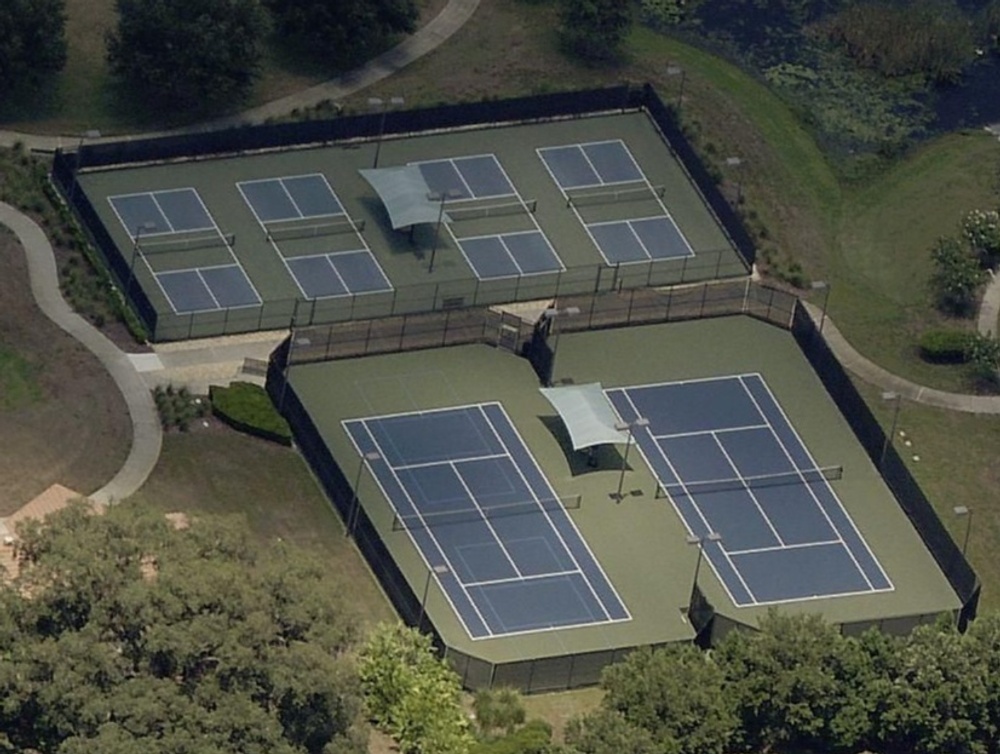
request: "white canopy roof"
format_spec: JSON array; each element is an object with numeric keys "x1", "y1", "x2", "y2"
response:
[
  {"x1": 539, "y1": 383, "x2": 630, "y2": 451},
  {"x1": 358, "y1": 166, "x2": 453, "y2": 229}
]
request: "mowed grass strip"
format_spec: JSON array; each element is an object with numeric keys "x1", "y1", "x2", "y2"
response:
[
  {"x1": 0, "y1": 345, "x2": 42, "y2": 410},
  {"x1": 132, "y1": 429, "x2": 395, "y2": 628},
  {"x1": 855, "y1": 379, "x2": 1000, "y2": 612}
]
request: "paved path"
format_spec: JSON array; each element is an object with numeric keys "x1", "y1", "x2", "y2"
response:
[
  {"x1": 0, "y1": 202, "x2": 162, "y2": 504},
  {"x1": 801, "y1": 301, "x2": 1000, "y2": 414},
  {"x1": 0, "y1": 0, "x2": 480, "y2": 150},
  {"x1": 977, "y1": 269, "x2": 1000, "y2": 337}
]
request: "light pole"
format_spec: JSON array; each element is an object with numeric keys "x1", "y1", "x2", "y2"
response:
[
  {"x1": 879, "y1": 391, "x2": 902, "y2": 468},
  {"x1": 666, "y1": 64, "x2": 686, "y2": 113},
  {"x1": 126, "y1": 221, "x2": 156, "y2": 298},
  {"x1": 613, "y1": 417, "x2": 650, "y2": 501},
  {"x1": 686, "y1": 532, "x2": 722, "y2": 609},
  {"x1": 418, "y1": 564, "x2": 450, "y2": 628},
  {"x1": 368, "y1": 96, "x2": 404, "y2": 169},
  {"x1": 69, "y1": 129, "x2": 101, "y2": 203},
  {"x1": 954, "y1": 506, "x2": 973, "y2": 557},
  {"x1": 347, "y1": 451, "x2": 381, "y2": 537},
  {"x1": 427, "y1": 189, "x2": 460, "y2": 273},
  {"x1": 541, "y1": 305, "x2": 581, "y2": 386},
  {"x1": 811, "y1": 280, "x2": 831, "y2": 334},
  {"x1": 725, "y1": 156, "x2": 744, "y2": 206}
]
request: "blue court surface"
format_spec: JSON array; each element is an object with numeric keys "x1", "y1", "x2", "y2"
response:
[
  {"x1": 286, "y1": 251, "x2": 392, "y2": 299},
  {"x1": 414, "y1": 154, "x2": 515, "y2": 200},
  {"x1": 155, "y1": 264, "x2": 261, "y2": 314},
  {"x1": 344, "y1": 404, "x2": 630, "y2": 639},
  {"x1": 588, "y1": 217, "x2": 693, "y2": 264},
  {"x1": 109, "y1": 188, "x2": 215, "y2": 237},
  {"x1": 237, "y1": 174, "x2": 344, "y2": 224},
  {"x1": 537, "y1": 140, "x2": 643, "y2": 189},
  {"x1": 606, "y1": 375, "x2": 893, "y2": 606},
  {"x1": 457, "y1": 231, "x2": 564, "y2": 279}
]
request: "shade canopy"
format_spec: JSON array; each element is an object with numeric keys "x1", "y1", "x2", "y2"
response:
[
  {"x1": 358, "y1": 166, "x2": 452, "y2": 229},
  {"x1": 539, "y1": 383, "x2": 630, "y2": 451}
]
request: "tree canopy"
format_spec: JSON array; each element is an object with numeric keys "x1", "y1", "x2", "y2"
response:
[
  {"x1": 557, "y1": 0, "x2": 632, "y2": 63},
  {"x1": 264, "y1": 0, "x2": 418, "y2": 66},
  {"x1": 0, "y1": 0, "x2": 67, "y2": 93},
  {"x1": 0, "y1": 503, "x2": 366, "y2": 754},
  {"x1": 106, "y1": 0, "x2": 271, "y2": 114}
]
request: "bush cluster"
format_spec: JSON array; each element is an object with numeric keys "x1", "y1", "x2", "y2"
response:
[
  {"x1": 153, "y1": 384, "x2": 209, "y2": 431},
  {"x1": 917, "y1": 329, "x2": 974, "y2": 363},
  {"x1": 209, "y1": 381, "x2": 292, "y2": 445}
]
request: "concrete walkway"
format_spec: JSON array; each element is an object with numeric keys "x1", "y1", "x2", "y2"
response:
[
  {"x1": 801, "y1": 301, "x2": 1000, "y2": 414},
  {"x1": 0, "y1": 202, "x2": 162, "y2": 504},
  {"x1": 977, "y1": 269, "x2": 1000, "y2": 337},
  {"x1": 0, "y1": 0, "x2": 481, "y2": 150}
]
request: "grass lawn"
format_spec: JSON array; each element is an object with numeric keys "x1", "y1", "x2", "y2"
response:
[
  {"x1": 856, "y1": 378, "x2": 1000, "y2": 612},
  {"x1": 131, "y1": 427, "x2": 396, "y2": 629},
  {"x1": 0, "y1": 345, "x2": 42, "y2": 410}
]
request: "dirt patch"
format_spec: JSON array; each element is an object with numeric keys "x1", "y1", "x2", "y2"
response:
[{"x1": 0, "y1": 229, "x2": 131, "y2": 516}]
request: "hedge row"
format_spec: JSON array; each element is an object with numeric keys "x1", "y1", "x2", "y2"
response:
[{"x1": 209, "y1": 381, "x2": 292, "y2": 445}]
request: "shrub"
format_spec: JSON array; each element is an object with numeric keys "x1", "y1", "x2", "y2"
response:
[
  {"x1": 962, "y1": 209, "x2": 1000, "y2": 269},
  {"x1": 930, "y1": 236, "x2": 984, "y2": 316},
  {"x1": 965, "y1": 334, "x2": 1000, "y2": 385},
  {"x1": 918, "y1": 329, "x2": 973, "y2": 363},
  {"x1": 209, "y1": 381, "x2": 291, "y2": 445}
]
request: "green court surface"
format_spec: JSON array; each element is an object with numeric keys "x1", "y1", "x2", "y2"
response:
[
  {"x1": 77, "y1": 111, "x2": 746, "y2": 341},
  {"x1": 285, "y1": 315, "x2": 959, "y2": 689}
]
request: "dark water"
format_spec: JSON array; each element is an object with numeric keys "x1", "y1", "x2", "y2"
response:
[{"x1": 931, "y1": 54, "x2": 1000, "y2": 130}]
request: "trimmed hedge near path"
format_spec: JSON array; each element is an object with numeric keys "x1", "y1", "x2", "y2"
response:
[{"x1": 210, "y1": 381, "x2": 292, "y2": 445}]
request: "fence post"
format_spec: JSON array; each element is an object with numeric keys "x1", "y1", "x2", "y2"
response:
[
  {"x1": 699, "y1": 282, "x2": 708, "y2": 317},
  {"x1": 742, "y1": 278, "x2": 751, "y2": 313},
  {"x1": 627, "y1": 287, "x2": 636, "y2": 324},
  {"x1": 665, "y1": 286, "x2": 673, "y2": 322},
  {"x1": 680, "y1": 255, "x2": 689, "y2": 283},
  {"x1": 715, "y1": 249, "x2": 724, "y2": 279},
  {"x1": 442, "y1": 309, "x2": 451, "y2": 346},
  {"x1": 364, "y1": 319, "x2": 374, "y2": 355}
]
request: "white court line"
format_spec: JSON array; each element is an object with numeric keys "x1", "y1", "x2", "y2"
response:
[
  {"x1": 614, "y1": 387, "x2": 754, "y2": 607},
  {"x1": 345, "y1": 419, "x2": 492, "y2": 639},
  {"x1": 727, "y1": 539, "x2": 842, "y2": 557},
  {"x1": 394, "y1": 452, "x2": 508, "y2": 472},
  {"x1": 462, "y1": 569, "x2": 583, "y2": 589},
  {"x1": 652, "y1": 423, "x2": 770, "y2": 440},
  {"x1": 480, "y1": 404, "x2": 631, "y2": 624},
  {"x1": 711, "y1": 431, "x2": 786, "y2": 547},
  {"x1": 449, "y1": 460, "x2": 524, "y2": 578},
  {"x1": 280, "y1": 173, "x2": 348, "y2": 221},
  {"x1": 107, "y1": 191, "x2": 171, "y2": 239},
  {"x1": 740, "y1": 374, "x2": 893, "y2": 593}
]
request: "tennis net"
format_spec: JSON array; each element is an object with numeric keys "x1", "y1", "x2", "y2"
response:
[
  {"x1": 447, "y1": 199, "x2": 537, "y2": 222},
  {"x1": 655, "y1": 465, "x2": 843, "y2": 499},
  {"x1": 391, "y1": 493, "x2": 581, "y2": 532},
  {"x1": 567, "y1": 184, "x2": 665, "y2": 208},
  {"x1": 266, "y1": 217, "x2": 365, "y2": 242},
  {"x1": 138, "y1": 232, "x2": 235, "y2": 254}
]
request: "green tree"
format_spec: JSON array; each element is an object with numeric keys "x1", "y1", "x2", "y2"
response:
[
  {"x1": 0, "y1": 0, "x2": 67, "y2": 92},
  {"x1": 358, "y1": 623, "x2": 473, "y2": 754},
  {"x1": 265, "y1": 0, "x2": 418, "y2": 66},
  {"x1": 930, "y1": 235, "x2": 984, "y2": 316},
  {"x1": 557, "y1": 0, "x2": 632, "y2": 63},
  {"x1": 473, "y1": 719, "x2": 556, "y2": 754},
  {"x1": 0, "y1": 503, "x2": 365, "y2": 754},
  {"x1": 873, "y1": 619, "x2": 993, "y2": 754},
  {"x1": 564, "y1": 709, "x2": 657, "y2": 754},
  {"x1": 106, "y1": 0, "x2": 270, "y2": 114},
  {"x1": 599, "y1": 644, "x2": 736, "y2": 754},
  {"x1": 474, "y1": 688, "x2": 527, "y2": 738},
  {"x1": 714, "y1": 610, "x2": 865, "y2": 753},
  {"x1": 962, "y1": 209, "x2": 1000, "y2": 269}
]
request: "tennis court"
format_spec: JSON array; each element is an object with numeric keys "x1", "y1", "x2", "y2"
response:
[
  {"x1": 417, "y1": 153, "x2": 565, "y2": 280},
  {"x1": 344, "y1": 403, "x2": 630, "y2": 639},
  {"x1": 607, "y1": 374, "x2": 894, "y2": 606},
  {"x1": 109, "y1": 187, "x2": 262, "y2": 314},
  {"x1": 237, "y1": 173, "x2": 392, "y2": 300},
  {"x1": 538, "y1": 140, "x2": 695, "y2": 264}
]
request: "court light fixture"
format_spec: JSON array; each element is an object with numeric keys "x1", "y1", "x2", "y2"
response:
[
  {"x1": 879, "y1": 391, "x2": 902, "y2": 469},
  {"x1": 542, "y1": 305, "x2": 582, "y2": 387},
  {"x1": 686, "y1": 532, "x2": 722, "y2": 612},
  {"x1": 954, "y1": 506, "x2": 973, "y2": 557},
  {"x1": 810, "y1": 280, "x2": 831, "y2": 334},
  {"x1": 125, "y1": 221, "x2": 157, "y2": 299},
  {"x1": 347, "y1": 451, "x2": 382, "y2": 538},
  {"x1": 369, "y1": 96, "x2": 405, "y2": 169},
  {"x1": 613, "y1": 417, "x2": 650, "y2": 501},
  {"x1": 666, "y1": 64, "x2": 686, "y2": 113},
  {"x1": 427, "y1": 189, "x2": 462, "y2": 273},
  {"x1": 419, "y1": 563, "x2": 450, "y2": 628}
]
